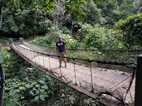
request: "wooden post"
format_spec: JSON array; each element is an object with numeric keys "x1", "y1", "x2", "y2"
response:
[
  {"x1": 135, "y1": 55, "x2": 142, "y2": 106},
  {"x1": 0, "y1": 65, "x2": 4, "y2": 106}
]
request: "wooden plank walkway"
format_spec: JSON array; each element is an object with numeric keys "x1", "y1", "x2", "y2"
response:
[{"x1": 11, "y1": 42, "x2": 135, "y2": 105}]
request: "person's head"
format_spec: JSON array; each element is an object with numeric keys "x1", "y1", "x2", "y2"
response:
[{"x1": 58, "y1": 37, "x2": 63, "y2": 42}]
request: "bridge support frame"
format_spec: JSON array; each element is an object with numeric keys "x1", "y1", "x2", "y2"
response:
[
  {"x1": 89, "y1": 61, "x2": 94, "y2": 93},
  {"x1": 0, "y1": 64, "x2": 4, "y2": 106},
  {"x1": 73, "y1": 59, "x2": 77, "y2": 85},
  {"x1": 135, "y1": 55, "x2": 142, "y2": 106}
]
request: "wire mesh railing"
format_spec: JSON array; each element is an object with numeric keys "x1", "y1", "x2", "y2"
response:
[
  {"x1": 11, "y1": 42, "x2": 136, "y2": 106},
  {"x1": 24, "y1": 42, "x2": 138, "y2": 69}
]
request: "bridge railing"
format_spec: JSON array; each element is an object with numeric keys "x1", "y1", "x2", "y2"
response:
[
  {"x1": 11, "y1": 42, "x2": 136, "y2": 106},
  {"x1": 24, "y1": 42, "x2": 139, "y2": 67},
  {"x1": 22, "y1": 42, "x2": 137, "y2": 67}
]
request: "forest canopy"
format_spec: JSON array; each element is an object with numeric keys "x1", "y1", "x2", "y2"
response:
[{"x1": 0, "y1": 0, "x2": 142, "y2": 46}]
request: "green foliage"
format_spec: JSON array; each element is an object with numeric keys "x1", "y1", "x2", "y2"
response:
[
  {"x1": 33, "y1": 35, "x2": 54, "y2": 47},
  {"x1": 60, "y1": 33, "x2": 80, "y2": 49},
  {"x1": 93, "y1": 0, "x2": 134, "y2": 25},
  {"x1": 4, "y1": 51, "x2": 29, "y2": 79},
  {"x1": 116, "y1": 13, "x2": 142, "y2": 47},
  {"x1": 5, "y1": 0, "x2": 55, "y2": 13},
  {"x1": 82, "y1": 24, "x2": 124, "y2": 49},
  {"x1": 5, "y1": 75, "x2": 54, "y2": 104},
  {"x1": 84, "y1": 0, "x2": 105, "y2": 24},
  {"x1": 1, "y1": 0, "x2": 55, "y2": 38},
  {"x1": 32, "y1": 0, "x2": 55, "y2": 13},
  {"x1": 2, "y1": 48, "x2": 10, "y2": 65},
  {"x1": 65, "y1": 0, "x2": 87, "y2": 21},
  {"x1": 3, "y1": 50, "x2": 55, "y2": 105},
  {"x1": 2, "y1": 8, "x2": 51, "y2": 37},
  {"x1": 0, "y1": 0, "x2": 135, "y2": 39},
  {"x1": 33, "y1": 26, "x2": 80, "y2": 49},
  {"x1": 48, "y1": 83, "x2": 105, "y2": 106}
]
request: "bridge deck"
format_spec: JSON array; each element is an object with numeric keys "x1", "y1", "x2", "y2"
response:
[{"x1": 11, "y1": 42, "x2": 135, "y2": 105}]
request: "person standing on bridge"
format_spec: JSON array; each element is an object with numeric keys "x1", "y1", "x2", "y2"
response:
[
  {"x1": 0, "y1": 44, "x2": 4, "y2": 106},
  {"x1": 56, "y1": 37, "x2": 67, "y2": 68}
]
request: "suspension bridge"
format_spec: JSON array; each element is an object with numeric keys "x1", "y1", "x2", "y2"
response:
[{"x1": 10, "y1": 41, "x2": 135, "y2": 106}]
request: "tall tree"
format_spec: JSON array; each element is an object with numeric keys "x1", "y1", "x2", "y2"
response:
[
  {"x1": 117, "y1": 13, "x2": 142, "y2": 47},
  {"x1": 84, "y1": 0, "x2": 105, "y2": 24},
  {"x1": 65, "y1": 0, "x2": 87, "y2": 21},
  {"x1": 93, "y1": 0, "x2": 134, "y2": 25}
]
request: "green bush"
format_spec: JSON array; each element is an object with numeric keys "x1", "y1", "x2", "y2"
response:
[
  {"x1": 5, "y1": 75, "x2": 54, "y2": 105},
  {"x1": 3, "y1": 50, "x2": 55, "y2": 105},
  {"x1": 116, "y1": 13, "x2": 142, "y2": 48},
  {"x1": 2, "y1": 9, "x2": 51, "y2": 38},
  {"x1": 59, "y1": 33, "x2": 80, "y2": 49},
  {"x1": 33, "y1": 35, "x2": 55, "y2": 47},
  {"x1": 82, "y1": 24, "x2": 124, "y2": 49},
  {"x1": 33, "y1": 26, "x2": 80, "y2": 49},
  {"x1": 33, "y1": 23, "x2": 125, "y2": 50}
]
